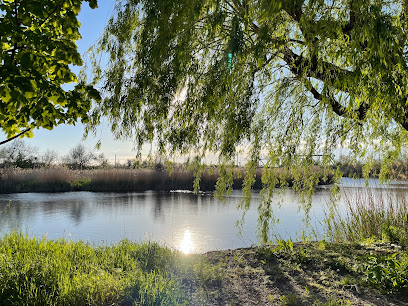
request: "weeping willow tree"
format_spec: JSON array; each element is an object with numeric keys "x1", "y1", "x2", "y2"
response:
[{"x1": 88, "y1": 0, "x2": 408, "y2": 241}]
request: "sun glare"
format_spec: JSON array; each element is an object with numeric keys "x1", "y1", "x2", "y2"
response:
[{"x1": 179, "y1": 229, "x2": 193, "y2": 254}]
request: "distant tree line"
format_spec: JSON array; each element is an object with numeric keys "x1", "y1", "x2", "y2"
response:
[
  {"x1": 1, "y1": 141, "x2": 408, "y2": 180},
  {"x1": 0, "y1": 141, "x2": 103, "y2": 170},
  {"x1": 0, "y1": 141, "x2": 167, "y2": 171}
]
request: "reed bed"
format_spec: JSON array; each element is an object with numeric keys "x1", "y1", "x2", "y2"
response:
[
  {"x1": 0, "y1": 167, "x2": 264, "y2": 193},
  {"x1": 0, "y1": 167, "x2": 244, "y2": 193},
  {"x1": 0, "y1": 166, "x2": 332, "y2": 194},
  {"x1": 326, "y1": 187, "x2": 408, "y2": 246}
]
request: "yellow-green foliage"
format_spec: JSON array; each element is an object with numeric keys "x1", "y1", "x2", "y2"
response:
[{"x1": 0, "y1": 233, "x2": 186, "y2": 305}]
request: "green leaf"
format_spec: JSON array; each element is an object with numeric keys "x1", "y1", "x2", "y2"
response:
[
  {"x1": 1, "y1": 91, "x2": 12, "y2": 103},
  {"x1": 0, "y1": 0, "x2": 99, "y2": 139},
  {"x1": 24, "y1": 92, "x2": 36, "y2": 99}
]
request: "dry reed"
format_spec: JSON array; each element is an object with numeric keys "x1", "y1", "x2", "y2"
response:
[{"x1": 0, "y1": 166, "x2": 331, "y2": 193}]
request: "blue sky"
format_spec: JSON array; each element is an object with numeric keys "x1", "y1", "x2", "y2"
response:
[{"x1": 2, "y1": 0, "x2": 141, "y2": 163}]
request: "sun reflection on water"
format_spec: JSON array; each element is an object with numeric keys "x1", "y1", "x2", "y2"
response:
[{"x1": 179, "y1": 229, "x2": 193, "y2": 254}]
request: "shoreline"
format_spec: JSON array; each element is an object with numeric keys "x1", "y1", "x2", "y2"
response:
[{"x1": 0, "y1": 233, "x2": 406, "y2": 305}]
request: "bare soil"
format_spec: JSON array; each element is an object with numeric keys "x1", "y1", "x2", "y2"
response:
[{"x1": 185, "y1": 242, "x2": 408, "y2": 305}]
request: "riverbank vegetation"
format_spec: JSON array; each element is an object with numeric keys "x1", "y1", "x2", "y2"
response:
[
  {"x1": 0, "y1": 232, "x2": 190, "y2": 305},
  {"x1": 326, "y1": 187, "x2": 408, "y2": 247},
  {"x1": 3, "y1": 141, "x2": 408, "y2": 195},
  {"x1": 0, "y1": 166, "x2": 334, "y2": 194},
  {"x1": 335, "y1": 155, "x2": 408, "y2": 181},
  {"x1": 1, "y1": 232, "x2": 407, "y2": 305}
]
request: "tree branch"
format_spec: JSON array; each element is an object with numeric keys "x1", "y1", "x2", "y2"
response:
[
  {"x1": 11, "y1": 0, "x2": 20, "y2": 64},
  {"x1": 282, "y1": 0, "x2": 304, "y2": 22},
  {"x1": 282, "y1": 47, "x2": 353, "y2": 90},
  {"x1": 302, "y1": 77, "x2": 368, "y2": 121},
  {"x1": 342, "y1": 9, "x2": 357, "y2": 34},
  {"x1": 38, "y1": 0, "x2": 65, "y2": 27},
  {"x1": 400, "y1": 119, "x2": 408, "y2": 131},
  {"x1": 0, "y1": 128, "x2": 32, "y2": 146}
]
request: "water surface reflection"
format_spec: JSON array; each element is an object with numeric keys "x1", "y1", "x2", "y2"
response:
[
  {"x1": 0, "y1": 190, "x2": 326, "y2": 252},
  {"x1": 1, "y1": 179, "x2": 404, "y2": 252}
]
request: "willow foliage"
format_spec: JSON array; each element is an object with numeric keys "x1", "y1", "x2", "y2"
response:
[{"x1": 89, "y1": 0, "x2": 408, "y2": 241}]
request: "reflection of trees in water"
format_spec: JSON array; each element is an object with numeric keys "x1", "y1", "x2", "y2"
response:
[
  {"x1": 151, "y1": 192, "x2": 201, "y2": 222},
  {"x1": 0, "y1": 201, "x2": 32, "y2": 232},
  {"x1": 40, "y1": 200, "x2": 85, "y2": 225},
  {"x1": 0, "y1": 202, "x2": 13, "y2": 232},
  {"x1": 0, "y1": 191, "x2": 242, "y2": 240},
  {"x1": 185, "y1": 194, "x2": 199, "y2": 213},
  {"x1": 69, "y1": 201, "x2": 84, "y2": 225},
  {"x1": 152, "y1": 194, "x2": 164, "y2": 221},
  {"x1": 94, "y1": 193, "x2": 148, "y2": 209},
  {"x1": 1, "y1": 192, "x2": 227, "y2": 233},
  {"x1": 160, "y1": 192, "x2": 223, "y2": 219},
  {"x1": 150, "y1": 192, "x2": 208, "y2": 222},
  {"x1": 39, "y1": 193, "x2": 151, "y2": 225},
  {"x1": 1, "y1": 195, "x2": 134, "y2": 230},
  {"x1": 1, "y1": 199, "x2": 86, "y2": 229},
  {"x1": 41, "y1": 201, "x2": 57, "y2": 214}
]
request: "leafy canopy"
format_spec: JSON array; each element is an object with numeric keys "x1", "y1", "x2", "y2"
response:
[
  {"x1": 0, "y1": 0, "x2": 100, "y2": 141},
  {"x1": 90, "y1": 0, "x2": 408, "y2": 239}
]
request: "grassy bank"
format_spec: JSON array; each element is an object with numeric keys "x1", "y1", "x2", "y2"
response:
[
  {"x1": 0, "y1": 167, "x2": 332, "y2": 194},
  {"x1": 0, "y1": 233, "x2": 407, "y2": 305},
  {"x1": 0, "y1": 232, "x2": 212, "y2": 305}
]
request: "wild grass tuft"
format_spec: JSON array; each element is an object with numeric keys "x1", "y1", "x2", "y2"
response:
[{"x1": 325, "y1": 187, "x2": 408, "y2": 246}]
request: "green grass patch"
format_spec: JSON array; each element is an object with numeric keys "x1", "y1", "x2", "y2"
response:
[{"x1": 0, "y1": 232, "x2": 193, "y2": 305}]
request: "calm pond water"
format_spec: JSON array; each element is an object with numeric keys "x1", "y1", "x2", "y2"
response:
[{"x1": 0, "y1": 178, "x2": 406, "y2": 253}]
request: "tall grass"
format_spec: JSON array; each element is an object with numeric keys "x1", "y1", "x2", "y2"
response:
[
  {"x1": 0, "y1": 232, "x2": 190, "y2": 305},
  {"x1": 326, "y1": 187, "x2": 408, "y2": 246}
]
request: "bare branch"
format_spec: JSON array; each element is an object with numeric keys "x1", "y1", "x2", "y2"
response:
[
  {"x1": 282, "y1": 47, "x2": 353, "y2": 90},
  {"x1": 301, "y1": 77, "x2": 368, "y2": 121},
  {"x1": 0, "y1": 128, "x2": 32, "y2": 146}
]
